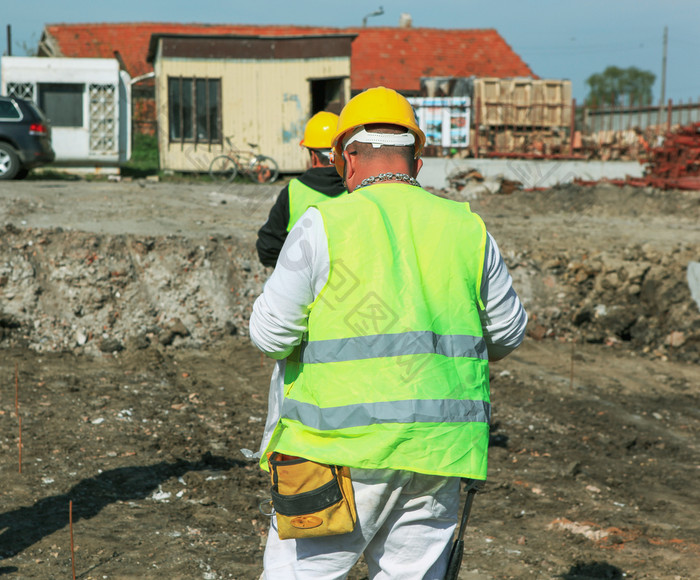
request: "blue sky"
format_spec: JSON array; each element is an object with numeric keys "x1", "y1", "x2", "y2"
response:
[{"x1": 3, "y1": 0, "x2": 699, "y2": 103}]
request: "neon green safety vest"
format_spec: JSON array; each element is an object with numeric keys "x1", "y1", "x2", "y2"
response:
[
  {"x1": 265, "y1": 183, "x2": 490, "y2": 479},
  {"x1": 287, "y1": 178, "x2": 347, "y2": 232}
]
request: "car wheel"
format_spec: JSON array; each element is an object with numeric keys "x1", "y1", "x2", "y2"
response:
[
  {"x1": 0, "y1": 143, "x2": 21, "y2": 180},
  {"x1": 15, "y1": 167, "x2": 30, "y2": 180}
]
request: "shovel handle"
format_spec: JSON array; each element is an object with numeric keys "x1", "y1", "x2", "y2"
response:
[
  {"x1": 444, "y1": 481, "x2": 480, "y2": 580},
  {"x1": 443, "y1": 539, "x2": 464, "y2": 580}
]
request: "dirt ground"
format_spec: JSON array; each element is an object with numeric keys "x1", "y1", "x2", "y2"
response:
[{"x1": 1, "y1": 176, "x2": 699, "y2": 579}]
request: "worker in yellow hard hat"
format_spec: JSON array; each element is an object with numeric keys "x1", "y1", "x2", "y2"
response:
[
  {"x1": 255, "y1": 111, "x2": 347, "y2": 267},
  {"x1": 250, "y1": 87, "x2": 527, "y2": 578}
]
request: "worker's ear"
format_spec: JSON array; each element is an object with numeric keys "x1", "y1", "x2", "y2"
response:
[
  {"x1": 343, "y1": 149, "x2": 357, "y2": 181},
  {"x1": 413, "y1": 158, "x2": 423, "y2": 178}
]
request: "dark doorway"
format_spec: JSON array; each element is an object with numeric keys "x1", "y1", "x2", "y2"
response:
[{"x1": 310, "y1": 77, "x2": 346, "y2": 115}]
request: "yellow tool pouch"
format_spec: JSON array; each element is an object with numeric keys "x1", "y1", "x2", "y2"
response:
[{"x1": 267, "y1": 452, "x2": 357, "y2": 539}]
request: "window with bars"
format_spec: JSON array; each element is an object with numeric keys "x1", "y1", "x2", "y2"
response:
[{"x1": 168, "y1": 77, "x2": 221, "y2": 144}]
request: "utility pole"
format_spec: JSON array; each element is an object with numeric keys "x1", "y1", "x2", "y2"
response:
[
  {"x1": 660, "y1": 26, "x2": 668, "y2": 105},
  {"x1": 6, "y1": 25, "x2": 12, "y2": 56}
]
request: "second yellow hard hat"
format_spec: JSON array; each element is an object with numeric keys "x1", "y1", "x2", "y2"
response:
[{"x1": 300, "y1": 111, "x2": 339, "y2": 149}]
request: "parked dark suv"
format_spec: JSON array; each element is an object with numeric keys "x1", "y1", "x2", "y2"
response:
[{"x1": 0, "y1": 96, "x2": 55, "y2": 180}]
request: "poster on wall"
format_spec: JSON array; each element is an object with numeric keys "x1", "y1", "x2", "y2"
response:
[{"x1": 408, "y1": 96, "x2": 471, "y2": 150}]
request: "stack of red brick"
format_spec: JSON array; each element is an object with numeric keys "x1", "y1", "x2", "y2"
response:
[{"x1": 644, "y1": 122, "x2": 700, "y2": 190}]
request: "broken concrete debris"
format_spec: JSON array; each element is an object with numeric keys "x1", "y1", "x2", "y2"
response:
[
  {"x1": 0, "y1": 226, "x2": 265, "y2": 355},
  {"x1": 0, "y1": 183, "x2": 698, "y2": 364},
  {"x1": 516, "y1": 242, "x2": 699, "y2": 361}
]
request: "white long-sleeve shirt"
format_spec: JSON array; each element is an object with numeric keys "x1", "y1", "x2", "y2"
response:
[{"x1": 249, "y1": 206, "x2": 527, "y2": 456}]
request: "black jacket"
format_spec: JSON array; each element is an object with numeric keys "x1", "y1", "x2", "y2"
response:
[{"x1": 256, "y1": 166, "x2": 346, "y2": 267}]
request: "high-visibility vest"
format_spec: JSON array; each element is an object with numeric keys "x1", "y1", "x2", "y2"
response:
[
  {"x1": 287, "y1": 178, "x2": 348, "y2": 232},
  {"x1": 265, "y1": 183, "x2": 490, "y2": 479}
]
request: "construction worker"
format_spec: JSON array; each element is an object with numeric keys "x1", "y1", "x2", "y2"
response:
[
  {"x1": 255, "y1": 111, "x2": 347, "y2": 267},
  {"x1": 249, "y1": 87, "x2": 527, "y2": 578}
]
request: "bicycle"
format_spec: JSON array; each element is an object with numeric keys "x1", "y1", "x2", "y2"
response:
[{"x1": 209, "y1": 136, "x2": 280, "y2": 184}]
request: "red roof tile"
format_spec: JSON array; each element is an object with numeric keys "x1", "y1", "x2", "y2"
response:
[
  {"x1": 42, "y1": 22, "x2": 536, "y2": 91},
  {"x1": 348, "y1": 27, "x2": 536, "y2": 91}
]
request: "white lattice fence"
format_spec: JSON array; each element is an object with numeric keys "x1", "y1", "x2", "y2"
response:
[
  {"x1": 6, "y1": 82, "x2": 36, "y2": 101},
  {"x1": 89, "y1": 84, "x2": 117, "y2": 155}
]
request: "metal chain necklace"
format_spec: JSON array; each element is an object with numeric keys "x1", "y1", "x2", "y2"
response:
[{"x1": 354, "y1": 172, "x2": 421, "y2": 191}]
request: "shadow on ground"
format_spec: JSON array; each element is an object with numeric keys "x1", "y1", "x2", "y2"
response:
[
  {"x1": 0, "y1": 453, "x2": 244, "y2": 562},
  {"x1": 560, "y1": 561, "x2": 625, "y2": 579}
]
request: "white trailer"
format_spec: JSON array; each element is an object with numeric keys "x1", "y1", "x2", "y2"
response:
[{"x1": 0, "y1": 56, "x2": 131, "y2": 168}]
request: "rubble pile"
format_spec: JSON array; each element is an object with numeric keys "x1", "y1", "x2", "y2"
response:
[
  {"x1": 1, "y1": 199, "x2": 698, "y2": 363},
  {"x1": 514, "y1": 242, "x2": 700, "y2": 362},
  {"x1": 0, "y1": 225, "x2": 266, "y2": 354}
]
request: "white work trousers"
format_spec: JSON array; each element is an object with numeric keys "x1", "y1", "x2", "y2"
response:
[{"x1": 262, "y1": 468, "x2": 461, "y2": 580}]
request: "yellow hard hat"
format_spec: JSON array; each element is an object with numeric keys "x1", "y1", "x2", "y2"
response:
[
  {"x1": 300, "y1": 111, "x2": 339, "y2": 149},
  {"x1": 331, "y1": 86, "x2": 426, "y2": 175}
]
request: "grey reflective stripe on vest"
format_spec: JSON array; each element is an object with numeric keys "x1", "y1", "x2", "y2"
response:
[
  {"x1": 299, "y1": 331, "x2": 487, "y2": 364},
  {"x1": 281, "y1": 397, "x2": 491, "y2": 431}
]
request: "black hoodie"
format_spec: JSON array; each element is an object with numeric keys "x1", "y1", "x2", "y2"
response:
[{"x1": 255, "y1": 166, "x2": 346, "y2": 267}]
